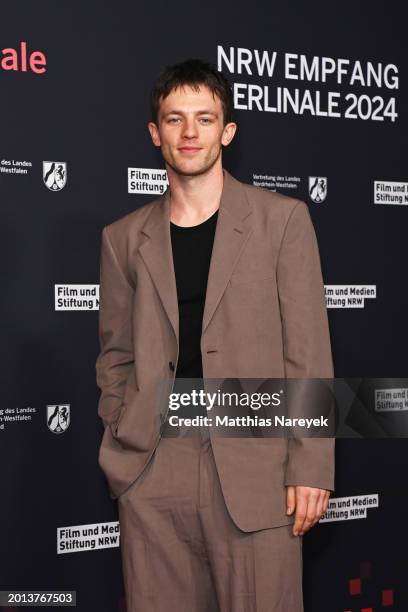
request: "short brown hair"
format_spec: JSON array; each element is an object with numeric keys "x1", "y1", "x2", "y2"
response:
[{"x1": 150, "y1": 58, "x2": 234, "y2": 126}]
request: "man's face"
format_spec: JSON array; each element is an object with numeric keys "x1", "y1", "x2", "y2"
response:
[{"x1": 148, "y1": 84, "x2": 236, "y2": 177}]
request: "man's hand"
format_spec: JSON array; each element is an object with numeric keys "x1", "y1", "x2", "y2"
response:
[{"x1": 286, "y1": 485, "x2": 330, "y2": 536}]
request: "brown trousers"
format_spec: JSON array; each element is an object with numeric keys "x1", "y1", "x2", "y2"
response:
[{"x1": 117, "y1": 434, "x2": 303, "y2": 612}]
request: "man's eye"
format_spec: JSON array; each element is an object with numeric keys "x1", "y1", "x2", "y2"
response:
[
  {"x1": 168, "y1": 117, "x2": 180, "y2": 123},
  {"x1": 200, "y1": 117, "x2": 211, "y2": 124}
]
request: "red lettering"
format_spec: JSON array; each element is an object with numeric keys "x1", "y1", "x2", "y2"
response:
[
  {"x1": 1, "y1": 41, "x2": 47, "y2": 73},
  {"x1": 21, "y1": 40, "x2": 27, "y2": 71},
  {"x1": 30, "y1": 51, "x2": 46, "y2": 74},
  {"x1": 1, "y1": 48, "x2": 18, "y2": 71}
]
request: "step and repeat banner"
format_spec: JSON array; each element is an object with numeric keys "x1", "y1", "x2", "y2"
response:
[{"x1": 1, "y1": 2, "x2": 407, "y2": 611}]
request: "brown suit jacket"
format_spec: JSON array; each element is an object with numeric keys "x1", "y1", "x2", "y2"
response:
[{"x1": 95, "y1": 168, "x2": 335, "y2": 531}]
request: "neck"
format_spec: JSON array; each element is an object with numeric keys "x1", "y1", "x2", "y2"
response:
[{"x1": 166, "y1": 161, "x2": 224, "y2": 226}]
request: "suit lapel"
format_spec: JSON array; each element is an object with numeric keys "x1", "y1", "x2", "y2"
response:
[
  {"x1": 202, "y1": 170, "x2": 253, "y2": 334},
  {"x1": 138, "y1": 189, "x2": 179, "y2": 341},
  {"x1": 137, "y1": 169, "x2": 253, "y2": 345}
]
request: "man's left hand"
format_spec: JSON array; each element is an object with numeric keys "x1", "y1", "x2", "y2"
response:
[{"x1": 286, "y1": 485, "x2": 330, "y2": 536}]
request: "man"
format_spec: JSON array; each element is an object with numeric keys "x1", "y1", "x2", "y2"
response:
[{"x1": 96, "y1": 58, "x2": 335, "y2": 611}]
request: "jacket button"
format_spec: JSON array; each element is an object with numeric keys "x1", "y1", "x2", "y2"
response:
[{"x1": 169, "y1": 361, "x2": 175, "y2": 371}]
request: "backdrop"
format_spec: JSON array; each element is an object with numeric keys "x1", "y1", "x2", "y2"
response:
[{"x1": 1, "y1": 2, "x2": 407, "y2": 611}]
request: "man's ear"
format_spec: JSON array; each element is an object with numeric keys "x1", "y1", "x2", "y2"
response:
[
  {"x1": 147, "y1": 122, "x2": 161, "y2": 147},
  {"x1": 221, "y1": 122, "x2": 237, "y2": 147}
]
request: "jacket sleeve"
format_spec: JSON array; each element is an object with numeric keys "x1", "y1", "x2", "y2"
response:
[
  {"x1": 95, "y1": 226, "x2": 135, "y2": 429},
  {"x1": 276, "y1": 200, "x2": 335, "y2": 492}
]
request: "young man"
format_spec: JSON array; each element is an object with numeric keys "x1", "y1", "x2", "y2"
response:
[{"x1": 96, "y1": 59, "x2": 335, "y2": 611}]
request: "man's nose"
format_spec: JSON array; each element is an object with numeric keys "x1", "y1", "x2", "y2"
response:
[{"x1": 181, "y1": 118, "x2": 198, "y2": 139}]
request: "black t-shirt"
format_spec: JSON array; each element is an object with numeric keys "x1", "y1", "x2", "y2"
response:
[{"x1": 170, "y1": 209, "x2": 218, "y2": 378}]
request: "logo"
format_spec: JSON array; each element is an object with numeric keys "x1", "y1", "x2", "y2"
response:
[
  {"x1": 54, "y1": 284, "x2": 100, "y2": 311},
  {"x1": 374, "y1": 388, "x2": 408, "y2": 412},
  {"x1": 320, "y1": 493, "x2": 379, "y2": 523},
  {"x1": 374, "y1": 180, "x2": 408, "y2": 205},
  {"x1": 47, "y1": 404, "x2": 70, "y2": 433},
  {"x1": 325, "y1": 285, "x2": 376, "y2": 309},
  {"x1": 57, "y1": 521, "x2": 120, "y2": 554},
  {"x1": 128, "y1": 167, "x2": 168, "y2": 195},
  {"x1": 43, "y1": 161, "x2": 67, "y2": 191},
  {"x1": 309, "y1": 176, "x2": 327, "y2": 203}
]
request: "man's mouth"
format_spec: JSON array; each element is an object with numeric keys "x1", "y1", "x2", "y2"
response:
[{"x1": 178, "y1": 146, "x2": 202, "y2": 153}]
